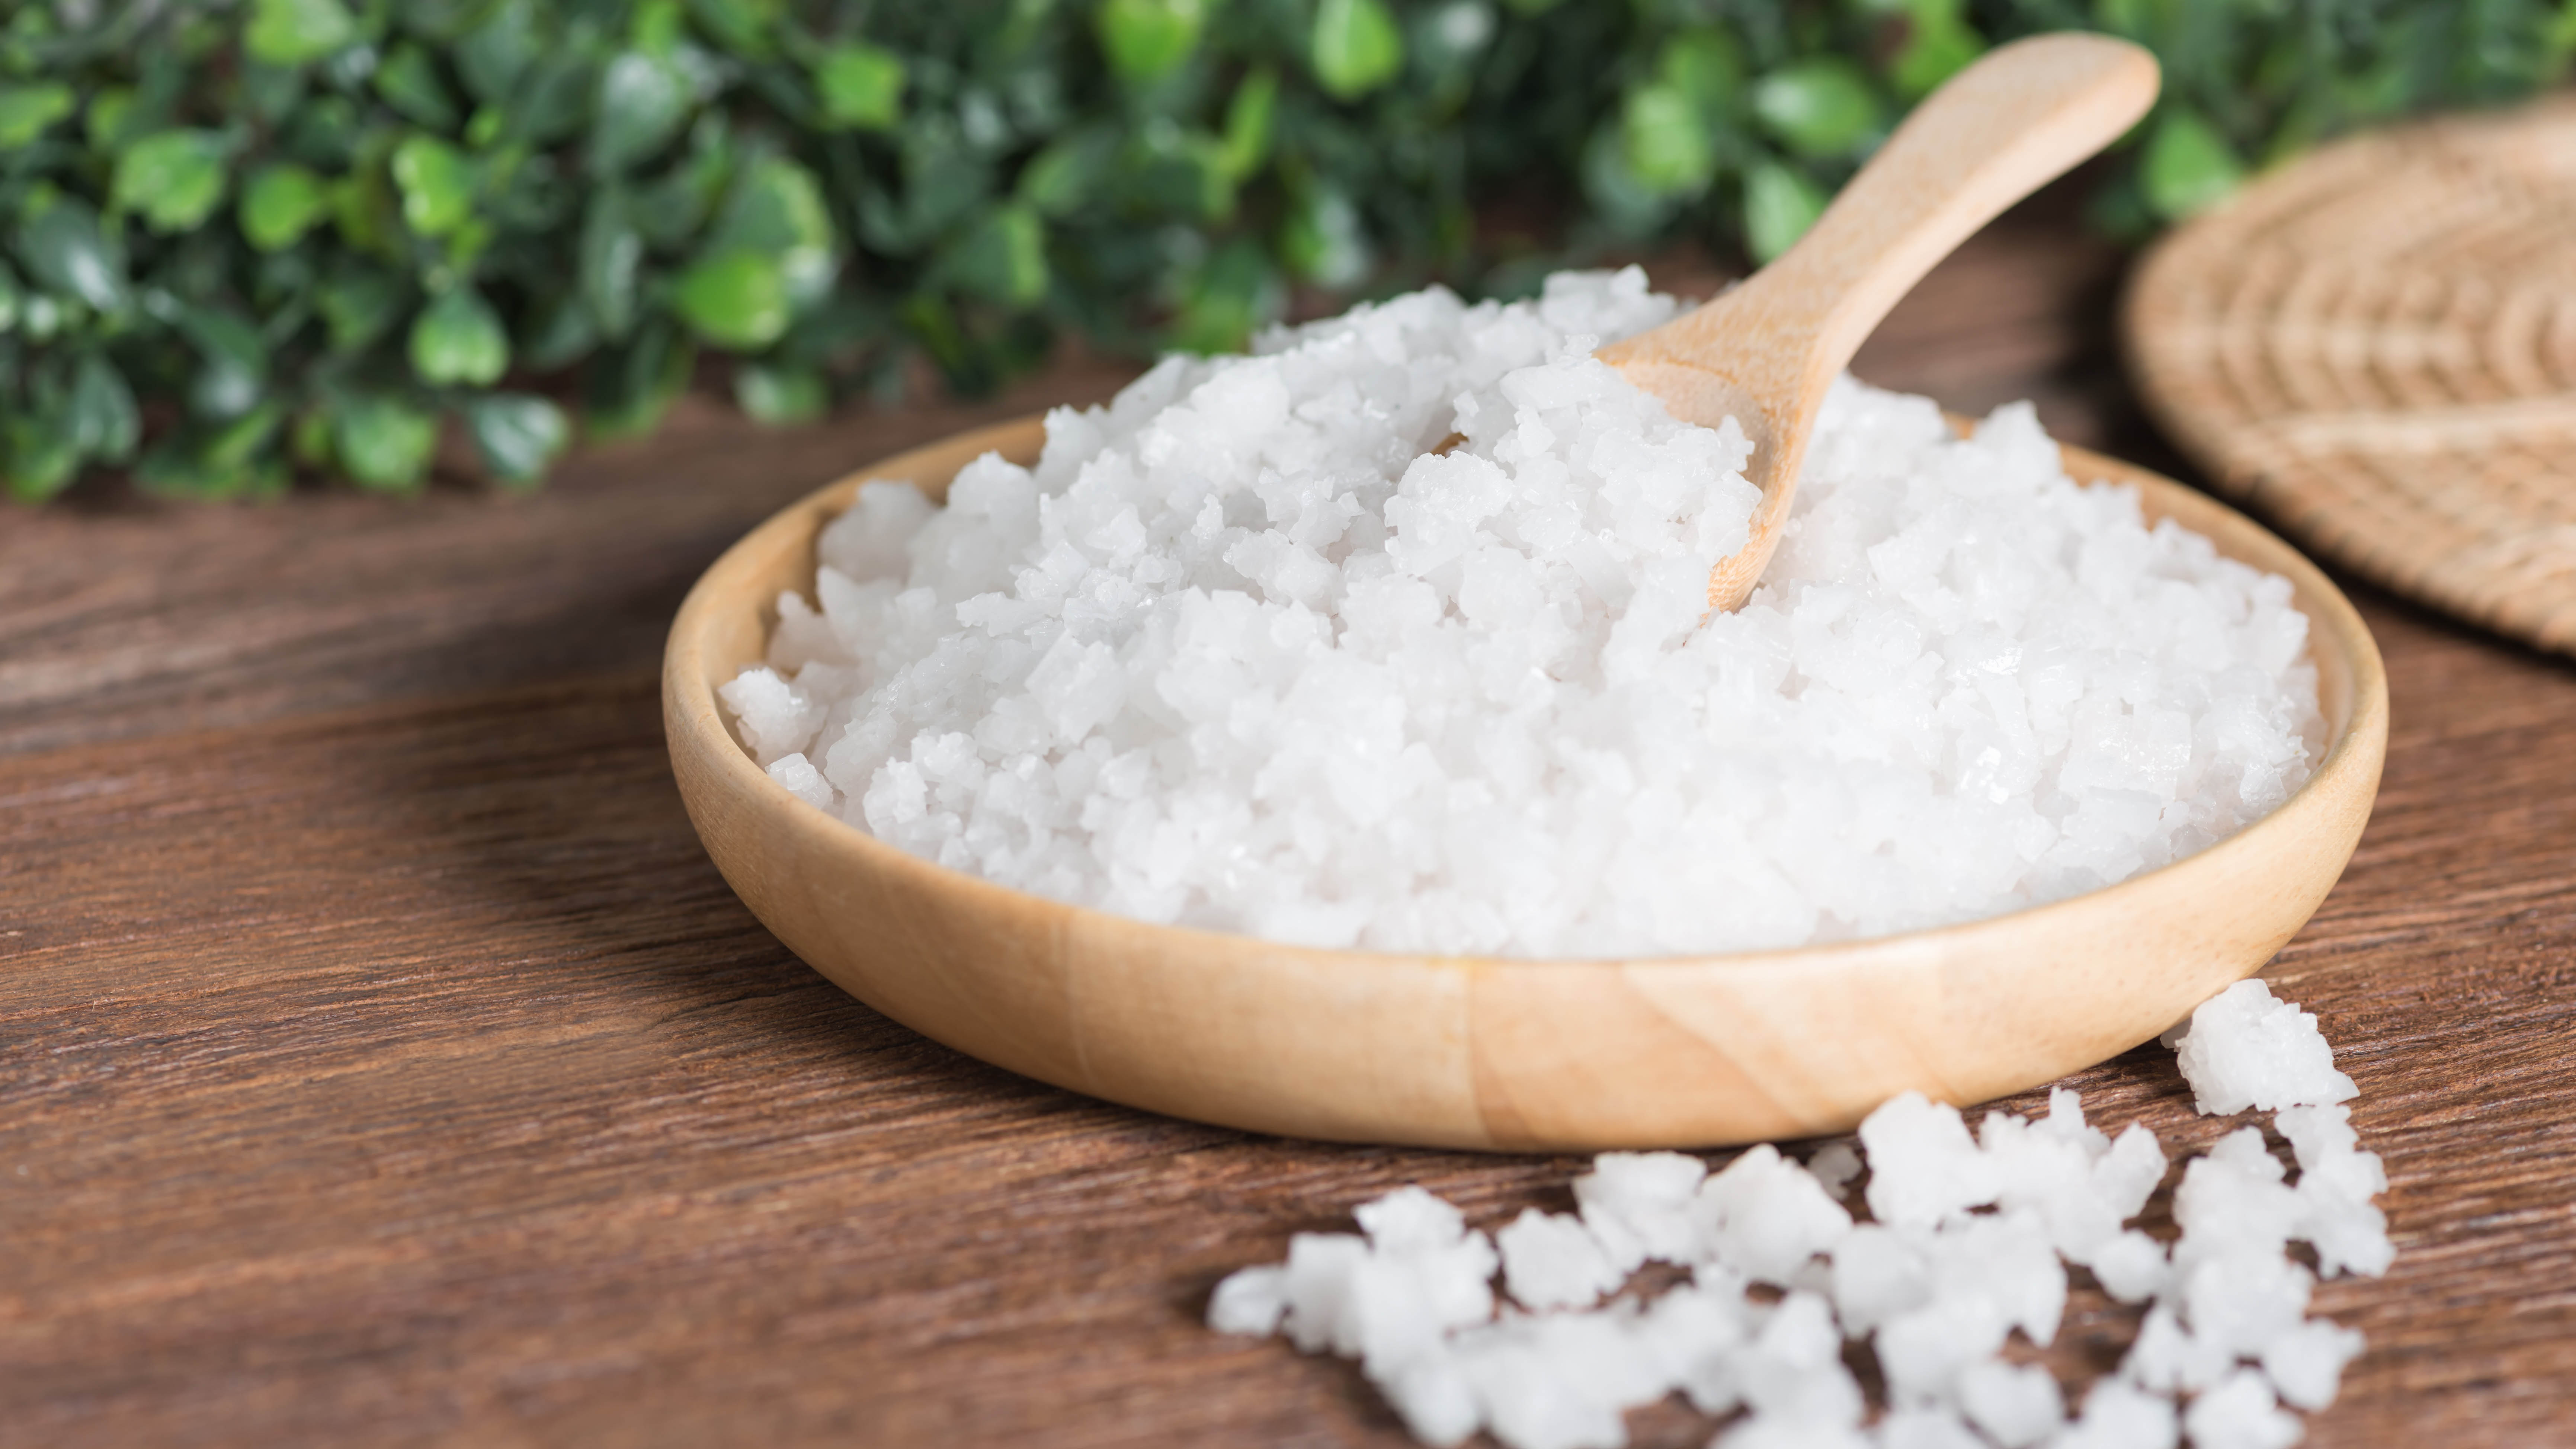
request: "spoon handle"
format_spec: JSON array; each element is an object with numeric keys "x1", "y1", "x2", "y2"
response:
[
  {"x1": 1755, "y1": 35, "x2": 2157, "y2": 379},
  {"x1": 1621, "y1": 33, "x2": 2160, "y2": 400}
]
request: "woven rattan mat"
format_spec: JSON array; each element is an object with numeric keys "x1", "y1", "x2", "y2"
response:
[{"x1": 2126, "y1": 98, "x2": 2576, "y2": 657}]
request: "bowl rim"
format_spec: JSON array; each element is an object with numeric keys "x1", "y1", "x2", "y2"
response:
[{"x1": 666, "y1": 411, "x2": 2388, "y2": 977}]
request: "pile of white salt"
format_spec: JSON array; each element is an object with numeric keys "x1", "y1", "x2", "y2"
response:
[
  {"x1": 1209, "y1": 978, "x2": 2389, "y2": 1449},
  {"x1": 720, "y1": 268, "x2": 2321, "y2": 958}
]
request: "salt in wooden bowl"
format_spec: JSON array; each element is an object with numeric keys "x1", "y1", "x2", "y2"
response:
[{"x1": 663, "y1": 415, "x2": 2387, "y2": 1151}]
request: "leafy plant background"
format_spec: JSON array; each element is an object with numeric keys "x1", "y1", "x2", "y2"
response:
[{"x1": 4, "y1": 0, "x2": 2568, "y2": 500}]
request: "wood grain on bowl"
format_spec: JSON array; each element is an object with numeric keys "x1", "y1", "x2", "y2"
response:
[{"x1": 663, "y1": 417, "x2": 2389, "y2": 1151}]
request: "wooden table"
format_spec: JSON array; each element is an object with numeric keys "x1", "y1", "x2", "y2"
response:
[{"x1": 6, "y1": 193, "x2": 2572, "y2": 1447}]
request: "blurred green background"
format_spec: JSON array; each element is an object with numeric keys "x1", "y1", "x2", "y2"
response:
[{"x1": 4, "y1": 0, "x2": 2569, "y2": 500}]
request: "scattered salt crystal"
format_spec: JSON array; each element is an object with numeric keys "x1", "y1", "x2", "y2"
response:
[
  {"x1": 1876, "y1": 1404, "x2": 1987, "y2": 1449},
  {"x1": 2168, "y1": 980, "x2": 2358, "y2": 1115},
  {"x1": 1499, "y1": 1208, "x2": 1622, "y2": 1311},
  {"x1": 1278, "y1": 1232, "x2": 1369, "y2": 1354},
  {"x1": 2260, "y1": 1318, "x2": 2367, "y2": 1411},
  {"x1": 1206, "y1": 969, "x2": 2386, "y2": 1449},
  {"x1": 727, "y1": 270, "x2": 2321, "y2": 959},
  {"x1": 1806, "y1": 1141, "x2": 1864, "y2": 1195},
  {"x1": 2083, "y1": 1229, "x2": 2170, "y2": 1304},
  {"x1": 1695, "y1": 1144, "x2": 1853, "y2": 1284},
  {"x1": 2181, "y1": 1368, "x2": 2305, "y2": 1449},
  {"x1": 1958, "y1": 1359, "x2": 2065, "y2": 1448},
  {"x1": 1358, "y1": 1184, "x2": 1471, "y2": 1251},
  {"x1": 1860, "y1": 1093, "x2": 1997, "y2": 1231},
  {"x1": 1207, "y1": 1263, "x2": 1288, "y2": 1336},
  {"x1": 1574, "y1": 1150, "x2": 1708, "y2": 1271},
  {"x1": 2051, "y1": 1376, "x2": 2178, "y2": 1449}
]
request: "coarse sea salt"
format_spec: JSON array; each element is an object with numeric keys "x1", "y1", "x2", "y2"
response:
[
  {"x1": 721, "y1": 269, "x2": 2322, "y2": 958},
  {"x1": 1208, "y1": 977, "x2": 2387, "y2": 1449}
]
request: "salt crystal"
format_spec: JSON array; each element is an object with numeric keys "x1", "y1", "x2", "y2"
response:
[
  {"x1": 765, "y1": 751, "x2": 835, "y2": 810},
  {"x1": 1499, "y1": 1208, "x2": 1623, "y2": 1311},
  {"x1": 1204, "y1": 987, "x2": 2387, "y2": 1449},
  {"x1": 1876, "y1": 1404, "x2": 1988, "y2": 1449},
  {"x1": 1806, "y1": 1141, "x2": 1864, "y2": 1195},
  {"x1": 1958, "y1": 1359, "x2": 2065, "y2": 1448},
  {"x1": 1861, "y1": 1093, "x2": 1997, "y2": 1231},
  {"x1": 2170, "y1": 980, "x2": 2358, "y2": 1116},
  {"x1": 1574, "y1": 1150, "x2": 1708, "y2": 1271},
  {"x1": 2260, "y1": 1318, "x2": 2367, "y2": 1410},
  {"x1": 727, "y1": 271, "x2": 2321, "y2": 959},
  {"x1": 1207, "y1": 1264, "x2": 1288, "y2": 1336},
  {"x1": 2050, "y1": 1376, "x2": 2178, "y2": 1449},
  {"x1": 2181, "y1": 1368, "x2": 2305, "y2": 1449},
  {"x1": 1696, "y1": 1144, "x2": 1854, "y2": 1283}
]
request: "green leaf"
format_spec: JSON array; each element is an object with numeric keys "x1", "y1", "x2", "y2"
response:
[
  {"x1": 240, "y1": 163, "x2": 333, "y2": 251},
  {"x1": 1279, "y1": 185, "x2": 1371, "y2": 289},
  {"x1": 3, "y1": 410, "x2": 81, "y2": 503},
  {"x1": 734, "y1": 362, "x2": 827, "y2": 425},
  {"x1": 0, "y1": 84, "x2": 76, "y2": 148},
  {"x1": 318, "y1": 263, "x2": 406, "y2": 353},
  {"x1": 1744, "y1": 160, "x2": 1827, "y2": 262},
  {"x1": 1657, "y1": 30, "x2": 1745, "y2": 119},
  {"x1": 630, "y1": 0, "x2": 684, "y2": 53},
  {"x1": 591, "y1": 52, "x2": 691, "y2": 175},
  {"x1": 410, "y1": 287, "x2": 511, "y2": 386},
  {"x1": 0, "y1": 263, "x2": 19, "y2": 335},
  {"x1": 464, "y1": 394, "x2": 569, "y2": 485},
  {"x1": 113, "y1": 131, "x2": 232, "y2": 235},
  {"x1": 688, "y1": 0, "x2": 779, "y2": 58},
  {"x1": 1171, "y1": 237, "x2": 1277, "y2": 355},
  {"x1": 138, "y1": 407, "x2": 288, "y2": 501},
  {"x1": 1218, "y1": 68, "x2": 1278, "y2": 180},
  {"x1": 1620, "y1": 83, "x2": 1715, "y2": 198},
  {"x1": 69, "y1": 355, "x2": 140, "y2": 463},
  {"x1": 948, "y1": 203, "x2": 1048, "y2": 307},
  {"x1": 177, "y1": 307, "x2": 272, "y2": 419},
  {"x1": 1752, "y1": 59, "x2": 1883, "y2": 158},
  {"x1": 1018, "y1": 128, "x2": 1118, "y2": 218},
  {"x1": 579, "y1": 191, "x2": 643, "y2": 340},
  {"x1": 332, "y1": 394, "x2": 440, "y2": 493},
  {"x1": 1312, "y1": 0, "x2": 1405, "y2": 102},
  {"x1": 584, "y1": 323, "x2": 694, "y2": 439},
  {"x1": 15, "y1": 200, "x2": 129, "y2": 314},
  {"x1": 454, "y1": 0, "x2": 541, "y2": 102},
  {"x1": 87, "y1": 90, "x2": 140, "y2": 152},
  {"x1": 2141, "y1": 108, "x2": 2245, "y2": 221},
  {"x1": 673, "y1": 250, "x2": 789, "y2": 350},
  {"x1": 1097, "y1": 0, "x2": 1209, "y2": 85},
  {"x1": 1579, "y1": 121, "x2": 1678, "y2": 240},
  {"x1": 1888, "y1": 10, "x2": 1986, "y2": 100},
  {"x1": 519, "y1": 291, "x2": 600, "y2": 372},
  {"x1": 246, "y1": 0, "x2": 359, "y2": 67},
  {"x1": 812, "y1": 42, "x2": 906, "y2": 131},
  {"x1": 704, "y1": 157, "x2": 837, "y2": 307},
  {"x1": 374, "y1": 43, "x2": 464, "y2": 132},
  {"x1": 391, "y1": 135, "x2": 475, "y2": 237}
]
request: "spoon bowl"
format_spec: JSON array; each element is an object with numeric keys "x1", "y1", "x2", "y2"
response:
[{"x1": 665, "y1": 416, "x2": 2386, "y2": 1151}]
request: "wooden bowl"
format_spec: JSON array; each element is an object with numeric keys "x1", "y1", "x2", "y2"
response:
[{"x1": 664, "y1": 415, "x2": 2387, "y2": 1151}]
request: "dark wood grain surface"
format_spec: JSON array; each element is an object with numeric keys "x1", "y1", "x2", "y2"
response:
[{"x1": 5, "y1": 193, "x2": 2572, "y2": 1449}]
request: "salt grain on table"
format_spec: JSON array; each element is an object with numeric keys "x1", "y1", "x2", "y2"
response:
[{"x1": 1210, "y1": 978, "x2": 2389, "y2": 1449}]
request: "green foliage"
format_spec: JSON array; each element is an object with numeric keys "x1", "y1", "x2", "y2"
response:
[{"x1": 1, "y1": 0, "x2": 2564, "y2": 501}]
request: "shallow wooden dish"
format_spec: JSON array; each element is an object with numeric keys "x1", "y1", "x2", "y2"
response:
[{"x1": 664, "y1": 415, "x2": 2388, "y2": 1151}]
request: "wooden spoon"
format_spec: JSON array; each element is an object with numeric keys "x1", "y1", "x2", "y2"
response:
[{"x1": 1596, "y1": 33, "x2": 2161, "y2": 610}]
